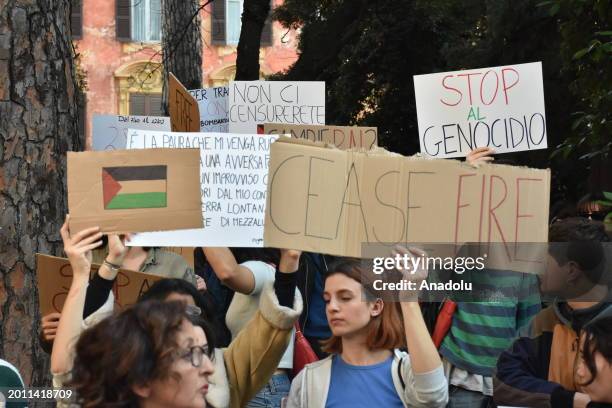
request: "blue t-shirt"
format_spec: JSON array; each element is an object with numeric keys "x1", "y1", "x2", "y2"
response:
[{"x1": 326, "y1": 354, "x2": 403, "y2": 408}]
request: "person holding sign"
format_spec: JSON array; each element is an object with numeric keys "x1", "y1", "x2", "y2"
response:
[
  {"x1": 38, "y1": 234, "x2": 199, "y2": 355},
  {"x1": 286, "y1": 248, "x2": 448, "y2": 408},
  {"x1": 51, "y1": 216, "x2": 304, "y2": 408},
  {"x1": 204, "y1": 247, "x2": 299, "y2": 408}
]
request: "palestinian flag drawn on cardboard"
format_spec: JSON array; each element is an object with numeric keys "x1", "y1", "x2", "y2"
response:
[
  {"x1": 68, "y1": 148, "x2": 202, "y2": 234},
  {"x1": 102, "y1": 166, "x2": 167, "y2": 209}
]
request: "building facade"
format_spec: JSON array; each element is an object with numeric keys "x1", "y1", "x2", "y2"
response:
[{"x1": 72, "y1": 0, "x2": 299, "y2": 145}]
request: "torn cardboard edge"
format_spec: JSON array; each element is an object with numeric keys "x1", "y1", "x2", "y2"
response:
[{"x1": 264, "y1": 136, "x2": 551, "y2": 265}]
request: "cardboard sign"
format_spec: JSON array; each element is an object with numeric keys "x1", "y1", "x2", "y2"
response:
[
  {"x1": 414, "y1": 62, "x2": 547, "y2": 158},
  {"x1": 92, "y1": 114, "x2": 171, "y2": 151},
  {"x1": 258, "y1": 123, "x2": 378, "y2": 150},
  {"x1": 36, "y1": 254, "x2": 162, "y2": 315},
  {"x1": 229, "y1": 81, "x2": 326, "y2": 133},
  {"x1": 264, "y1": 137, "x2": 550, "y2": 259},
  {"x1": 67, "y1": 148, "x2": 203, "y2": 234},
  {"x1": 126, "y1": 129, "x2": 278, "y2": 247},
  {"x1": 189, "y1": 87, "x2": 229, "y2": 132},
  {"x1": 169, "y1": 73, "x2": 200, "y2": 132}
]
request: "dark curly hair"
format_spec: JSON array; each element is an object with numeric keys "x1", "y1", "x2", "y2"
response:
[
  {"x1": 578, "y1": 314, "x2": 612, "y2": 387},
  {"x1": 69, "y1": 300, "x2": 203, "y2": 408}
]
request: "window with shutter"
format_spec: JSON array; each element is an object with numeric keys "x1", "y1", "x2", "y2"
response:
[
  {"x1": 148, "y1": 94, "x2": 163, "y2": 116},
  {"x1": 116, "y1": 0, "x2": 131, "y2": 41},
  {"x1": 129, "y1": 93, "x2": 163, "y2": 116},
  {"x1": 71, "y1": 0, "x2": 83, "y2": 39},
  {"x1": 129, "y1": 94, "x2": 146, "y2": 115},
  {"x1": 211, "y1": 0, "x2": 227, "y2": 45}
]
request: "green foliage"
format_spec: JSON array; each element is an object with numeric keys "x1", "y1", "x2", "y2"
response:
[{"x1": 540, "y1": 0, "x2": 612, "y2": 162}]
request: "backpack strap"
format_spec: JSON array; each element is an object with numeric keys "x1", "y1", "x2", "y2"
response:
[{"x1": 397, "y1": 355, "x2": 406, "y2": 390}]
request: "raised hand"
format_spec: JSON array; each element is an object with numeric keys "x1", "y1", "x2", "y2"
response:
[
  {"x1": 391, "y1": 245, "x2": 428, "y2": 284},
  {"x1": 466, "y1": 147, "x2": 495, "y2": 168},
  {"x1": 279, "y1": 249, "x2": 301, "y2": 273},
  {"x1": 106, "y1": 233, "x2": 132, "y2": 265},
  {"x1": 60, "y1": 215, "x2": 103, "y2": 277},
  {"x1": 41, "y1": 312, "x2": 61, "y2": 341}
]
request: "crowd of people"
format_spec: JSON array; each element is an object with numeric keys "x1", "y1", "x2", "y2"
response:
[{"x1": 1, "y1": 148, "x2": 611, "y2": 408}]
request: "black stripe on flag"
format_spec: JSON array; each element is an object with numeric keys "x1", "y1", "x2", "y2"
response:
[{"x1": 104, "y1": 165, "x2": 167, "y2": 181}]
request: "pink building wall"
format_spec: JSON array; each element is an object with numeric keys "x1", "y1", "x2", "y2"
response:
[{"x1": 75, "y1": 0, "x2": 299, "y2": 147}]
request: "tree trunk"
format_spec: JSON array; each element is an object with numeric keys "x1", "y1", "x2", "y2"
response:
[
  {"x1": 235, "y1": 0, "x2": 271, "y2": 80},
  {"x1": 161, "y1": 0, "x2": 202, "y2": 113},
  {"x1": 0, "y1": 0, "x2": 82, "y2": 392}
]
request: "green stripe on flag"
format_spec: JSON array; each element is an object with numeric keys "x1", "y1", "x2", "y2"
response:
[{"x1": 106, "y1": 192, "x2": 167, "y2": 209}]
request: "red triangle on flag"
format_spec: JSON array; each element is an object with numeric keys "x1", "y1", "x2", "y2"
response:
[{"x1": 102, "y1": 169, "x2": 122, "y2": 208}]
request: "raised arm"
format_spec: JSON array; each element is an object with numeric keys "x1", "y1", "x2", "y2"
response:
[
  {"x1": 394, "y1": 246, "x2": 442, "y2": 373},
  {"x1": 394, "y1": 245, "x2": 448, "y2": 408},
  {"x1": 223, "y1": 249, "x2": 302, "y2": 406},
  {"x1": 203, "y1": 247, "x2": 256, "y2": 294},
  {"x1": 50, "y1": 216, "x2": 102, "y2": 375},
  {"x1": 82, "y1": 234, "x2": 129, "y2": 318}
]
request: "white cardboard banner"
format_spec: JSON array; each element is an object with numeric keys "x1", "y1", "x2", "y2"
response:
[
  {"x1": 413, "y1": 62, "x2": 547, "y2": 158},
  {"x1": 228, "y1": 81, "x2": 326, "y2": 133},
  {"x1": 92, "y1": 114, "x2": 171, "y2": 151},
  {"x1": 189, "y1": 86, "x2": 229, "y2": 133},
  {"x1": 125, "y1": 129, "x2": 277, "y2": 247}
]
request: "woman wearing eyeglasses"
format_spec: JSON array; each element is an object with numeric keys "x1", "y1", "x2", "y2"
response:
[
  {"x1": 51, "y1": 216, "x2": 303, "y2": 408},
  {"x1": 70, "y1": 300, "x2": 215, "y2": 408}
]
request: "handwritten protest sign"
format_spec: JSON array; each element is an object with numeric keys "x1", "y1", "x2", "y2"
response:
[
  {"x1": 259, "y1": 123, "x2": 378, "y2": 150},
  {"x1": 36, "y1": 254, "x2": 162, "y2": 315},
  {"x1": 414, "y1": 62, "x2": 547, "y2": 158},
  {"x1": 126, "y1": 129, "x2": 277, "y2": 247},
  {"x1": 67, "y1": 148, "x2": 203, "y2": 234},
  {"x1": 169, "y1": 73, "x2": 200, "y2": 132},
  {"x1": 189, "y1": 86, "x2": 229, "y2": 132},
  {"x1": 229, "y1": 81, "x2": 325, "y2": 133},
  {"x1": 92, "y1": 114, "x2": 171, "y2": 151},
  {"x1": 264, "y1": 137, "x2": 550, "y2": 264}
]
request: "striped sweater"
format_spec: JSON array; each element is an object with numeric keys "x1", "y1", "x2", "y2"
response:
[{"x1": 439, "y1": 270, "x2": 541, "y2": 377}]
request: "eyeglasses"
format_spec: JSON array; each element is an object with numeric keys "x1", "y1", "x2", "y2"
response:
[
  {"x1": 185, "y1": 304, "x2": 202, "y2": 317},
  {"x1": 179, "y1": 345, "x2": 212, "y2": 368}
]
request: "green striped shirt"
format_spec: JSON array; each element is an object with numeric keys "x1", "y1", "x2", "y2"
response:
[{"x1": 439, "y1": 270, "x2": 541, "y2": 376}]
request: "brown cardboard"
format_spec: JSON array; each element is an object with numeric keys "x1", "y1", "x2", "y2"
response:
[
  {"x1": 36, "y1": 254, "x2": 162, "y2": 315},
  {"x1": 260, "y1": 123, "x2": 378, "y2": 150},
  {"x1": 67, "y1": 148, "x2": 203, "y2": 234},
  {"x1": 264, "y1": 137, "x2": 550, "y2": 261},
  {"x1": 169, "y1": 73, "x2": 200, "y2": 132}
]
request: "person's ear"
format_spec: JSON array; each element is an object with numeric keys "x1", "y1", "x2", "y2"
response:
[
  {"x1": 371, "y1": 298, "x2": 384, "y2": 317},
  {"x1": 132, "y1": 383, "x2": 152, "y2": 399},
  {"x1": 566, "y1": 261, "x2": 583, "y2": 283}
]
